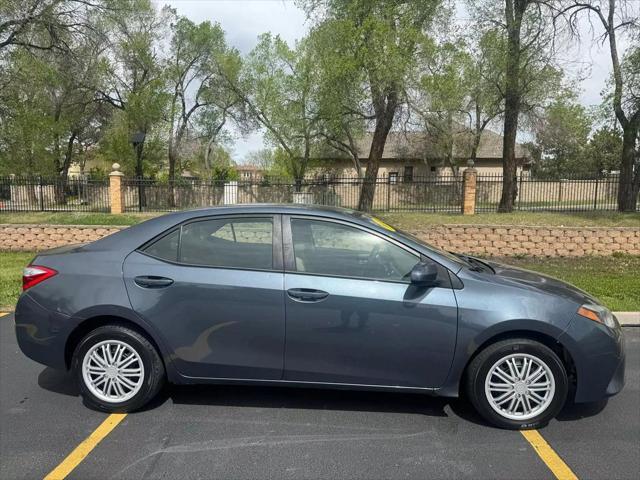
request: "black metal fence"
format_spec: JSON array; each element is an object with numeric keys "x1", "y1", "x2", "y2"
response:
[
  {"x1": 475, "y1": 174, "x2": 634, "y2": 212},
  {"x1": 0, "y1": 173, "x2": 636, "y2": 214},
  {"x1": 120, "y1": 175, "x2": 464, "y2": 213},
  {"x1": 0, "y1": 176, "x2": 110, "y2": 212}
]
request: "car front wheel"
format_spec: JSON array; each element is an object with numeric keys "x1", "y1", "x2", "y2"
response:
[
  {"x1": 466, "y1": 338, "x2": 568, "y2": 429},
  {"x1": 72, "y1": 325, "x2": 165, "y2": 412}
]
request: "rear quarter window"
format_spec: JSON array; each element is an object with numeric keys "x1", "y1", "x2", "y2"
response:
[{"x1": 143, "y1": 229, "x2": 179, "y2": 262}]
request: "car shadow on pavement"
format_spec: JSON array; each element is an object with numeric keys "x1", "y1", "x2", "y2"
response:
[
  {"x1": 38, "y1": 367, "x2": 79, "y2": 396},
  {"x1": 164, "y1": 384, "x2": 456, "y2": 418},
  {"x1": 35, "y1": 367, "x2": 609, "y2": 426},
  {"x1": 556, "y1": 398, "x2": 608, "y2": 421}
]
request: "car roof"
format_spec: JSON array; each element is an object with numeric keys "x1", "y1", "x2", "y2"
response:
[
  {"x1": 150, "y1": 203, "x2": 374, "y2": 228},
  {"x1": 86, "y1": 204, "x2": 464, "y2": 273},
  {"x1": 181, "y1": 203, "x2": 363, "y2": 218}
]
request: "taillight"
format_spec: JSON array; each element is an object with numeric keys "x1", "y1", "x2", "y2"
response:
[{"x1": 22, "y1": 266, "x2": 58, "y2": 291}]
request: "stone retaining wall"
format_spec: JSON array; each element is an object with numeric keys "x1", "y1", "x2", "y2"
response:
[
  {"x1": 1, "y1": 223, "x2": 639, "y2": 257},
  {"x1": 0, "y1": 225, "x2": 124, "y2": 252}
]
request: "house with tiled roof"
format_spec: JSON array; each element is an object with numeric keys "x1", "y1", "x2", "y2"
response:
[{"x1": 313, "y1": 129, "x2": 531, "y2": 180}]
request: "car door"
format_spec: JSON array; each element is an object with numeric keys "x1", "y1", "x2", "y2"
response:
[
  {"x1": 123, "y1": 215, "x2": 285, "y2": 380},
  {"x1": 282, "y1": 216, "x2": 458, "y2": 388}
]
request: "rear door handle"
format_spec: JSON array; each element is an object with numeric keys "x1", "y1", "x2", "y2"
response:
[
  {"x1": 287, "y1": 288, "x2": 329, "y2": 303},
  {"x1": 134, "y1": 276, "x2": 174, "y2": 289}
]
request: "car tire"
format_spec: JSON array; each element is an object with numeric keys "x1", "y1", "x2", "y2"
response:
[
  {"x1": 465, "y1": 338, "x2": 568, "y2": 430},
  {"x1": 72, "y1": 325, "x2": 165, "y2": 413}
]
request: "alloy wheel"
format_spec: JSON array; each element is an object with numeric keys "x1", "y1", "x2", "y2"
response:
[
  {"x1": 81, "y1": 340, "x2": 145, "y2": 403},
  {"x1": 484, "y1": 353, "x2": 556, "y2": 421}
]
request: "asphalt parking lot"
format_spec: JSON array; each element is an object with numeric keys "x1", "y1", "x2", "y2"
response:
[{"x1": 0, "y1": 313, "x2": 638, "y2": 480}]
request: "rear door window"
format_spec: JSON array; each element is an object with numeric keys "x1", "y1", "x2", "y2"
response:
[{"x1": 180, "y1": 218, "x2": 273, "y2": 269}]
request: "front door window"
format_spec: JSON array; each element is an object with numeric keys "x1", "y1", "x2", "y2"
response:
[{"x1": 290, "y1": 218, "x2": 420, "y2": 282}]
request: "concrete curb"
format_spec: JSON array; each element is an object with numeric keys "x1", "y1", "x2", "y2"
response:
[{"x1": 614, "y1": 312, "x2": 640, "y2": 326}]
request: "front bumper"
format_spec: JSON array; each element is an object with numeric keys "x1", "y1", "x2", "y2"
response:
[
  {"x1": 559, "y1": 315, "x2": 625, "y2": 403},
  {"x1": 14, "y1": 293, "x2": 74, "y2": 370}
]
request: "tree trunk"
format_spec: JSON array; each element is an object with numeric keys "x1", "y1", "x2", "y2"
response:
[
  {"x1": 358, "y1": 99, "x2": 397, "y2": 212},
  {"x1": 499, "y1": 102, "x2": 519, "y2": 212},
  {"x1": 168, "y1": 144, "x2": 177, "y2": 208},
  {"x1": 617, "y1": 124, "x2": 639, "y2": 211},
  {"x1": 135, "y1": 138, "x2": 146, "y2": 208},
  {"x1": 54, "y1": 133, "x2": 77, "y2": 205},
  {"x1": 498, "y1": 0, "x2": 524, "y2": 213}
]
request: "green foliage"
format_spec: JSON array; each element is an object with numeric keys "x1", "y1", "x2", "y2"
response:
[
  {"x1": 165, "y1": 12, "x2": 241, "y2": 180},
  {"x1": 245, "y1": 148, "x2": 295, "y2": 180},
  {"x1": 533, "y1": 92, "x2": 593, "y2": 178},
  {"x1": 210, "y1": 164, "x2": 239, "y2": 182},
  {"x1": 237, "y1": 33, "x2": 322, "y2": 181},
  {"x1": 585, "y1": 126, "x2": 624, "y2": 175}
]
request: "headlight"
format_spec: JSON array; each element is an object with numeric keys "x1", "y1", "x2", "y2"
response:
[{"x1": 577, "y1": 304, "x2": 617, "y2": 329}]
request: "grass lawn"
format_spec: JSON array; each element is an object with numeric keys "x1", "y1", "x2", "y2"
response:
[
  {"x1": 1, "y1": 210, "x2": 639, "y2": 228},
  {"x1": 493, "y1": 254, "x2": 640, "y2": 312},
  {"x1": 0, "y1": 212, "x2": 158, "y2": 226},
  {"x1": 0, "y1": 252, "x2": 34, "y2": 309},
  {"x1": 0, "y1": 251, "x2": 637, "y2": 311},
  {"x1": 380, "y1": 211, "x2": 640, "y2": 229}
]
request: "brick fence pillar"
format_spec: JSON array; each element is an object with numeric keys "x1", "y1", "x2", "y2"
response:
[
  {"x1": 462, "y1": 167, "x2": 477, "y2": 215},
  {"x1": 109, "y1": 163, "x2": 125, "y2": 214}
]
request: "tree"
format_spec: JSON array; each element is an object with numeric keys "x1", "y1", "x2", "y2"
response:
[
  {"x1": 585, "y1": 125, "x2": 623, "y2": 175},
  {"x1": 561, "y1": 0, "x2": 639, "y2": 210},
  {"x1": 226, "y1": 34, "x2": 321, "y2": 187},
  {"x1": 469, "y1": 0, "x2": 566, "y2": 211},
  {"x1": 165, "y1": 14, "x2": 240, "y2": 192},
  {"x1": 410, "y1": 39, "x2": 475, "y2": 177},
  {"x1": 466, "y1": 30, "x2": 507, "y2": 165},
  {"x1": 0, "y1": 0, "x2": 113, "y2": 53},
  {"x1": 300, "y1": 0, "x2": 442, "y2": 211},
  {"x1": 245, "y1": 148, "x2": 292, "y2": 179},
  {"x1": 0, "y1": 25, "x2": 106, "y2": 202},
  {"x1": 533, "y1": 92, "x2": 592, "y2": 178},
  {"x1": 97, "y1": 0, "x2": 169, "y2": 180},
  {"x1": 408, "y1": 30, "x2": 506, "y2": 178}
]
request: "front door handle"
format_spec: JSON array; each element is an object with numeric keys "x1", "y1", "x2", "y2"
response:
[
  {"x1": 287, "y1": 288, "x2": 329, "y2": 303},
  {"x1": 134, "y1": 276, "x2": 174, "y2": 289}
]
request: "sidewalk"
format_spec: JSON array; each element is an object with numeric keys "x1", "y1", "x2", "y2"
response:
[{"x1": 615, "y1": 312, "x2": 640, "y2": 326}]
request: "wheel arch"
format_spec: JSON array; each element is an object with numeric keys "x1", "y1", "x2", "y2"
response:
[
  {"x1": 461, "y1": 329, "x2": 577, "y2": 394},
  {"x1": 438, "y1": 319, "x2": 577, "y2": 399},
  {"x1": 64, "y1": 308, "x2": 176, "y2": 381}
]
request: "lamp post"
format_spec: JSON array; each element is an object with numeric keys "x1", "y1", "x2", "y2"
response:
[{"x1": 131, "y1": 131, "x2": 146, "y2": 210}]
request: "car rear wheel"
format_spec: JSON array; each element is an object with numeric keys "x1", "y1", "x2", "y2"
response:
[
  {"x1": 466, "y1": 338, "x2": 568, "y2": 429},
  {"x1": 72, "y1": 325, "x2": 165, "y2": 412}
]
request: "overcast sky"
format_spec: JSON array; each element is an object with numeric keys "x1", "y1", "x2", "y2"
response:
[{"x1": 157, "y1": 0, "x2": 623, "y2": 163}]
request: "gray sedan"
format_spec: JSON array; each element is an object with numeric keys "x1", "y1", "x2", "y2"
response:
[{"x1": 14, "y1": 205, "x2": 625, "y2": 429}]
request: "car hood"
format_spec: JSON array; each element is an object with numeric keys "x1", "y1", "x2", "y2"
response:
[{"x1": 483, "y1": 259, "x2": 601, "y2": 306}]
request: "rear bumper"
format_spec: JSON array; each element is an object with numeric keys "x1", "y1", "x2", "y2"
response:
[
  {"x1": 559, "y1": 316, "x2": 625, "y2": 403},
  {"x1": 14, "y1": 293, "x2": 74, "y2": 370}
]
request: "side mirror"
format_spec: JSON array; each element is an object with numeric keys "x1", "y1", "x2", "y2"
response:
[{"x1": 410, "y1": 262, "x2": 439, "y2": 287}]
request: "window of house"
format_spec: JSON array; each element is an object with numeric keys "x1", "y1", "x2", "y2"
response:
[
  {"x1": 403, "y1": 166, "x2": 414, "y2": 182},
  {"x1": 389, "y1": 172, "x2": 398, "y2": 184},
  {"x1": 290, "y1": 219, "x2": 420, "y2": 282}
]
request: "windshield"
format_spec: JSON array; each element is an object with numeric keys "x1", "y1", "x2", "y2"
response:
[{"x1": 361, "y1": 215, "x2": 470, "y2": 267}]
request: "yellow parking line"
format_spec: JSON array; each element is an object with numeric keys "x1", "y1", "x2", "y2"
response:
[
  {"x1": 0, "y1": 312, "x2": 10, "y2": 317},
  {"x1": 43, "y1": 413, "x2": 127, "y2": 480},
  {"x1": 521, "y1": 429, "x2": 578, "y2": 480}
]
